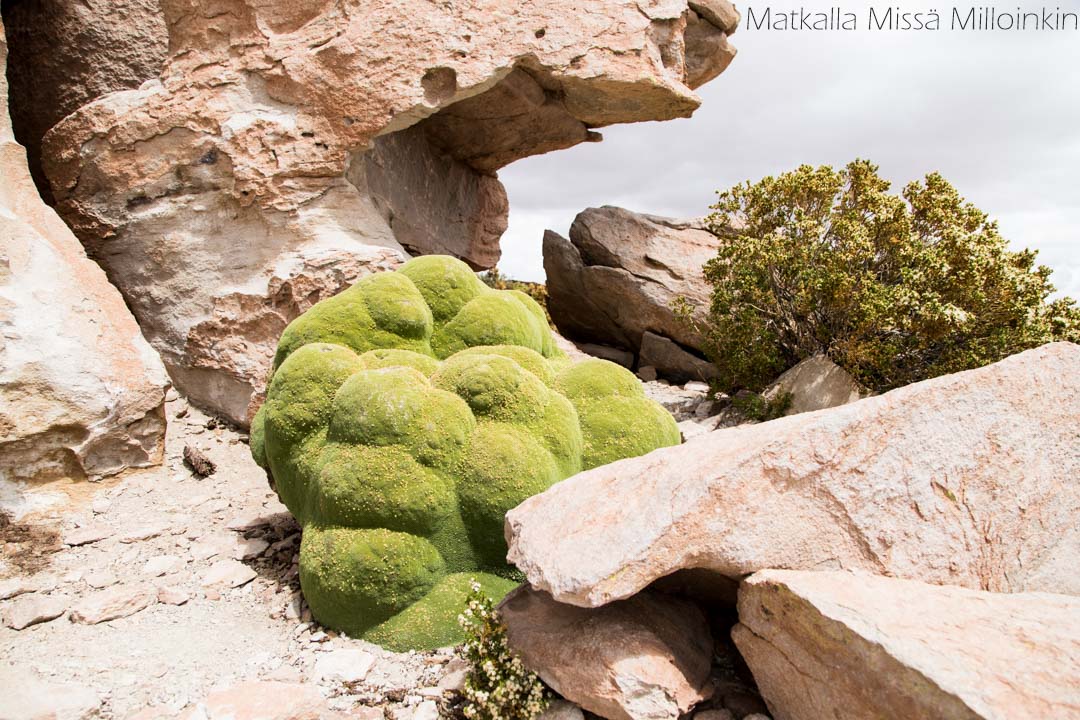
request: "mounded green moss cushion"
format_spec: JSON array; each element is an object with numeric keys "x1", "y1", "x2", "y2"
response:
[{"x1": 253, "y1": 256, "x2": 680, "y2": 650}]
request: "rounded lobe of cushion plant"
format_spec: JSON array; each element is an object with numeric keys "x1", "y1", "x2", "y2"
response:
[{"x1": 255, "y1": 255, "x2": 680, "y2": 650}]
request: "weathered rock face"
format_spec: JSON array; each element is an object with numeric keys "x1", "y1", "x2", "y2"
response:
[
  {"x1": 639, "y1": 331, "x2": 719, "y2": 383},
  {"x1": 544, "y1": 206, "x2": 720, "y2": 379},
  {"x1": 734, "y1": 570, "x2": 1080, "y2": 720},
  {"x1": 1, "y1": 0, "x2": 168, "y2": 202},
  {"x1": 0, "y1": 18, "x2": 168, "y2": 495},
  {"x1": 501, "y1": 586, "x2": 713, "y2": 720},
  {"x1": 506, "y1": 343, "x2": 1080, "y2": 608},
  {"x1": 763, "y1": 355, "x2": 867, "y2": 416},
  {"x1": 41, "y1": 1, "x2": 738, "y2": 425}
]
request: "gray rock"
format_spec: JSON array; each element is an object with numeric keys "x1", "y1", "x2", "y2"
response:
[
  {"x1": 639, "y1": 332, "x2": 718, "y2": 384},
  {"x1": 3, "y1": 594, "x2": 69, "y2": 630},
  {"x1": 764, "y1": 355, "x2": 868, "y2": 416},
  {"x1": 544, "y1": 207, "x2": 721, "y2": 377}
]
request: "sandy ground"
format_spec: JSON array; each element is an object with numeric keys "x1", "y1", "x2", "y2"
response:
[{"x1": 0, "y1": 396, "x2": 461, "y2": 719}]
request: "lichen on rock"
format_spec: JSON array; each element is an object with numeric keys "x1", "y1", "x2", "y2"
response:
[{"x1": 251, "y1": 256, "x2": 680, "y2": 650}]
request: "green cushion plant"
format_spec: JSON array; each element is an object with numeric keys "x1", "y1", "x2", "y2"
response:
[{"x1": 251, "y1": 255, "x2": 680, "y2": 651}]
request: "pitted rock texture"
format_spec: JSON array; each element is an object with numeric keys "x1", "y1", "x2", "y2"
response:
[
  {"x1": 734, "y1": 570, "x2": 1080, "y2": 720},
  {"x1": 42, "y1": 0, "x2": 738, "y2": 426},
  {"x1": 0, "y1": 18, "x2": 168, "y2": 494},
  {"x1": 251, "y1": 256, "x2": 680, "y2": 650},
  {"x1": 1, "y1": 0, "x2": 168, "y2": 202},
  {"x1": 544, "y1": 206, "x2": 721, "y2": 379},
  {"x1": 506, "y1": 343, "x2": 1080, "y2": 608}
]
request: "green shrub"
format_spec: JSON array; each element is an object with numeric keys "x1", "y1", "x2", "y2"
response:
[
  {"x1": 251, "y1": 256, "x2": 680, "y2": 651},
  {"x1": 458, "y1": 581, "x2": 549, "y2": 720},
  {"x1": 700, "y1": 160, "x2": 1080, "y2": 392},
  {"x1": 479, "y1": 267, "x2": 551, "y2": 323}
]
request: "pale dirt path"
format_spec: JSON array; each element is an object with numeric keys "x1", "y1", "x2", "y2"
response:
[{"x1": 0, "y1": 396, "x2": 458, "y2": 719}]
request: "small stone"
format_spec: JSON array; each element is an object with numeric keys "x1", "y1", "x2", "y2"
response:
[
  {"x1": 437, "y1": 657, "x2": 469, "y2": 692},
  {"x1": 411, "y1": 700, "x2": 439, "y2": 720},
  {"x1": 85, "y1": 569, "x2": 119, "y2": 589},
  {"x1": 157, "y1": 586, "x2": 190, "y2": 606},
  {"x1": 683, "y1": 381, "x2": 711, "y2": 394},
  {"x1": 313, "y1": 649, "x2": 375, "y2": 683},
  {"x1": 694, "y1": 711, "x2": 736, "y2": 720},
  {"x1": 284, "y1": 594, "x2": 302, "y2": 621},
  {"x1": 189, "y1": 535, "x2": 235, "y2": 560},
  {"x1": 166, "y1": 387, "x2": 180, "y2": 402},
  {"x1": 540, "y1": 700, "x2": 586, "y2": 720},
  {"x1": 205, "y1": 588, "x2": 222, "y2": 601},
  {"x1": 3, "y1": 594, "x2": 69, "y2": 630},
  {"x1": 201, "y1": 559, "x2": 257, "y2": 588},
  {"x1": 91, "y1": 498, "x2": 112, "y2": 515},
  {"x1": 179, "y1": 681, "x2": 333, "y2": 719},
  {"x1": 142, "y1": 555, "x2": 185, "y2": 577},
  {"x1": 694, "y1": 400, "x2": 715, "y2": 418},
  {"x1": 63, "y1": 524, "x2": 113, "y2": 547},
  {"x1": 0, "y1": 669, "x2": 100, "y2": 719},
  {"x1": 120, "y1": 523, "x2": 168, "y2": 543},
  {"x1": 308, "y1": 631, "x2": 328, "y2": 643},
  {"x1": 71, "y1": 585, "x2": 157, "y2": 625},
  {"x1": 636, "y1": 365, "x2": 658, "y2": 382},
  {"x1": 0, "y1": 577, "x2": 36, "y2": 601},
  {"x1": 227, "y1": 511, "x2": 287, "y2": 532},
  {"x1": 233, "y1": 537, "x2": 270, "y2": 560}
]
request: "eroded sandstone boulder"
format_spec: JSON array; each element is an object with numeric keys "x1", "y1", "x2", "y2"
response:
[
  {"x1": 1, "y1": 0, "x2": 168, "y2": 202},
  {"x1": 734, "y1": 570, "x2": 1080, "y2": 720},
  {"x1": 544, "y1": 206, "x2": 720, "y2": 380},
  {"x1": 501, "y1": 586, "x2": 714, "y2": 720},
  {"x1": 0, "y1": 18, "x2": 168, "y2": 495},
  {"x1": 42, "y1": 1, "x2": 738, "y2": 425},
  {"x1": 506, "y1": 343, "x2": 1080, "y2": 607},
  {"x1": 762, "y1": 355, "x2": 867, "y2": 416}
]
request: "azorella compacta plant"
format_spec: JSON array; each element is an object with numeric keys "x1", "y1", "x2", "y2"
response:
[{"x1": 250, "y1": 256, "x2": 680, "y2": 650}]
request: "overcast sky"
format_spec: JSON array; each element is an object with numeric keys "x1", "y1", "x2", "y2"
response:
[{"x1": 496, "y1": 0, "x2": 1080, "y2": 300}]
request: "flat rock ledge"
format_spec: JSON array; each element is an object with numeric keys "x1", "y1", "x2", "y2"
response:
[
  {"x1": 506, "y1": 342, "x2": 1080, "y2": 607},
  {"x1": 733, "y1": 570, "x2": 1080, "y2": 720}
]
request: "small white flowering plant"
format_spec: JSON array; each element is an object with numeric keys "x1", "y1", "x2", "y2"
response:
[{"x1": 458, "y1": 581, "x2": 550, "y2": 720}]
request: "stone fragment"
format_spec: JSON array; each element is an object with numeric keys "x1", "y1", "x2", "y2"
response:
[
  {"x1": 501, "y1": 586, "x2": 712, "y2": 720},
  {"x1": 201, "y1": 560, "x2": 257, "y2": 589},
  {"x1": 85, "y1": 570, "x2": 119, "y2": 589},
  {"x1": 157, "y1": 586, "x2": 190, "y2": 606},
  {"x1": 70, "y1": 584, "x2": 157, "y2": 624},
  {"x1": 734, "y1": 570, "x2": 1080, "y2": 720},
  {"x1": 409, "y1": 701, "x2": 439, "y2": 720},
  {"x1": 0, "y1": 16, "x2": 168, "y2": 488},
  {"x1": 0, "y1": 576, "x2": 36, "y2": 600},
  {"x1": 119, "y1": 522, "x2": 169, "y2": 543},
  {"x1": 62, "y1": 524, "x2": 113, "y2": 547},
  {"x1": 232, "y1": 538, "x2": 270, "y2": 561},
  {"x1": 540, "y1": 700, "x2": 586, "y2": 720},
  {"x1": 0, "y1": 668, "x2": 102, "y2": 720},
  {"x1": 3, "y1": 593, "x2": 69, "y2": 629},
  {"x1": 177, "y1": 681, "x2": 340, "y2": 720},
  {"x1": 689, "y1": 0, "x2": 741, "y2": 32},
  {"x1": 313, "y1": 649, "x2": 376, "y2": 683},
  {"x1": 506, "y1": 344, "x2": 1080, "y2": 607},
  {"x1": 142, "y1": 555, "x2": 185, "y2": 577},
  {"x1": 763, "y1": 355, "x2": 867, "y2": 416},
  {"x1": 639, "y1": 332, "x2": 719, "y2": 383}
]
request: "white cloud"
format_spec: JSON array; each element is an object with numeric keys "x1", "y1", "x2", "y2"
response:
[{"x1": 498, "y1": 0, "x2": 1080, "y2": 296}]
